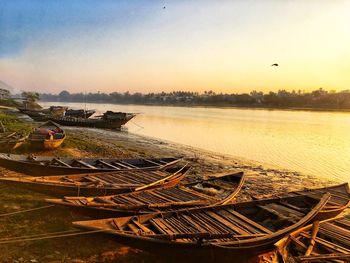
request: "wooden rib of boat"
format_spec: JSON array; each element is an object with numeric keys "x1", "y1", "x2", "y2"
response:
[
  {"x1": 46, "y1": 171, "x2": 245, "y2": 217},
  {"x1": 279, "y1": 183, "x2": 350, "y2": 220},
  {"x1": 72, "y1": 193, "x2": 330, "y2": 260},
  {"x1": 272, "y1": 216, "x2": 350, "y2": 263},
  {"x1": 0, "y1": 165, "x2": 190, "y2": 197},
  {"x1": 0, "y1": 153, "x2": 182, "y2": 175},
  {"x1": 28, "y1": 121, "x2": 66, "y2": 150}
]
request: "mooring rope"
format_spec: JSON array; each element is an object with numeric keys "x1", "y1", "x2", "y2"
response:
[
  {"x1": 0, "y1": 229, "x2": 104, "y2": 244},
  {"x1": 0, "y1": 229, "x2": 78, "y2": 241},
  {"x1": 0, "y1": 204, "x2": 55, "y2": 217},
  {"x1": 130, "y1": 120, "x2": 144, "y2": 129}
]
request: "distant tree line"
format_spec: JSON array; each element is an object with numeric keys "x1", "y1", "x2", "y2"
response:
[{"x1": 38, "y1": 88, "x2": 350, "y2": 110}]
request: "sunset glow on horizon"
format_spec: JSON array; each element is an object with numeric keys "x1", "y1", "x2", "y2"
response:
[{"x1": 1, "y1": 0, "x2": 350, "y2": 94}]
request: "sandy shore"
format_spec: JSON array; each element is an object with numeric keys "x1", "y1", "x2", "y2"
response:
[
  {"x1": 62, "y1": 127, "x2": 335, "y2": 200},
  {"x1": 0, "y1": 110, "x2": 342, "y2": 262}
]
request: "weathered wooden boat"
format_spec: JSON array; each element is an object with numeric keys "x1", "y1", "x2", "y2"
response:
[
  {"x1": 278, "y1": 183, "x2": 350, "y2": 221},
  {"x1": 0, "y1": 165, "x2": 190, "y2": 197},
  {"x1": 28, "y1": 121, "x2": 66, "y2": 150},
  {"x1": 19, "y1": 106, "x2": 95, "y2": 119},
  {"x1": 65, "y1": 109, "x2": 95, "y2": 118},
  {"x1": 0, "y1": 153, "x2": 182, "y2": 175},
  {"x1": 73, "y1": 193, "x2": 330, "y2": 260},
  {"x1": 272, "y1": 216, "x2": 350, "y2": 263},
  {"x1": 24, "y1": 110, "x2": 136, "y2": 129},
  {"x1": 46, "y1": 171, "x2": 245, "y2": 217},
  {"x1": 20, "y1": 110, "x2": 48, "y2": 121}
]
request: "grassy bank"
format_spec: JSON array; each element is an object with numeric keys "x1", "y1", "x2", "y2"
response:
[{"x1": 0, "y1": 111, "x2": 33, "y2": 135}]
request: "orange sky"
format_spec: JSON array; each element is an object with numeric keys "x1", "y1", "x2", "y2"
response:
[{"x1": 1, "y1": 1, "x2": 350, "y2": 94}]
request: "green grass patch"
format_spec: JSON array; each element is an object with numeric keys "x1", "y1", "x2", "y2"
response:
[{"x1": 0, "y1": 111, "x2": 33, "y2": 135}]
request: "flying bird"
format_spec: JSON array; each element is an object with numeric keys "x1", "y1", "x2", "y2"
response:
[
  {"x1": 163, "y1": 6, "x2": 166, "y2": 9},
  {"x1": 271, "y1": 63, "x2": 279, "y2": 66}
]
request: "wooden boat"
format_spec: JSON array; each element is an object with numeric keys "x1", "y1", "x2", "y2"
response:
[
  {"x1": 273, "y1": 216, "x2": 350, "y2": 263},
  {"x1": 28, "y1": 121, "x2": 66, "y2": 150},
  {"x1": 0, "y1": 165, "x2": 190, "y2": 197},
  {"x1": 73, "y1": 193, "x2": 330, "y2": 260},
  {"x1": 0, "y1": 153, "x2": 182, "y2": 175},
  {"x1": 0, "y1": 122, "x2": 27, "y2": 151},
  {"x1": 24, "y1": 110, "x2": 136, "y2": 129},
  {"x1": 19, "y1": 107, "x2": 95, "y2": 119},
  {"x1": 65, "y1": 109, "x2": 95, "y2": 118},
  {"x1": 21, "y1": 110, "x2": 47, "y2": 121},
  {"x1": 278, "y1": 183, "x2": 350, "y2": 220},
  {"x1": 46, "y1": 171, "x2": 245, "y2": 217}
]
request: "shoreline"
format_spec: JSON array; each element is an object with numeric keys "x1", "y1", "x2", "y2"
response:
[
  {"x1": 39, "y1": 100, "x2": 350, "y2": 114},
  {"x1": 0, "y1": 108, "x2": 343, "y2": 262}
]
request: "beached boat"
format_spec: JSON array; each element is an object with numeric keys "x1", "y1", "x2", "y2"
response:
[
  {"x1": 46, "y1": 171, "x2": 245, "y2": 217},
  {"x1": 28, "y1": 121, "x2": 66, "y2": 150},
  {"x1": 65, "y1": 109, "x2": 95, "y2": 118},
  {"x1": 19, "y1": 106, "x2": 95, "y2": 119},
  {"x1": 0, "y1": 122, "x2": 27, "y2": 151},
  {"x1": 0, "y1": 165, "x2": 190, "y2": 197},
  {"x1": 272, "y1": 216, "x2": 350, "y2": 263},
  {"x1": 73, "y1": 193, "x2": 330, "y2": 260},
  {"x1": 278, "y1": 183, "x2": 350, "y2": 220},
  {"x1": 24, "y1": 110, "x2": 136, "y2": 129},
  {"x1": 20, "y1": 110, "x2": 47, "y2": 121},
  {"x1": 0, "y1": 153, "x2": 182, "y2": 175}
]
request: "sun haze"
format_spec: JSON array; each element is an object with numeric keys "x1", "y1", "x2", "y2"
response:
[{"x1": 0, "y1": 0, "x2": 349, "y2": 94}]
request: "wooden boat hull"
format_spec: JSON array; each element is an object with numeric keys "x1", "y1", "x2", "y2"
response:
[
  {"x1": 25, "y1": 114, "x2": 135, "y2": 129},
  {"x1": 0, "y1": 154, "x2": 182, "y2": 175},
  {"x1": 273, "y1": 217, "x2": 350, "y2": 263},
  {"x1": 0, "y1": 165, "x2": 190, "y2": 197},
  {"x1": 47, "y1": 172, "x2": 245, "y2": 218},
  {"x1": 28, "y1": 137, "x2": 65, "y2": 150},
  {"x1": 73, "y1": 194, "x2": 330, "y2": 259},
  {"x1": 65, "y1": 109, "x2": 95, "y2": 118},
  {"x1": 282, "y1": 183, "x2": 350, "y2": 221},
  {"x1": 28, "y1": 120, "x2": 66, "y2": 150},
  {"x1": 0, "y1": 178, "x2": 130, "y2": 196}
]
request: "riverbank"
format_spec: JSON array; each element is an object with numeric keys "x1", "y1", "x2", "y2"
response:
[{"x1": 0, "y1": 109, "x2": 342, "y2": 262}]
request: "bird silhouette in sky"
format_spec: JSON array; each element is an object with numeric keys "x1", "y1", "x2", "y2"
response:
[
  {"x1": 163, "y1": 6, "x2": 166, "y2": 9},
  {"x1": 271, "y1": 63, "x2": 279, "y2": 66}
]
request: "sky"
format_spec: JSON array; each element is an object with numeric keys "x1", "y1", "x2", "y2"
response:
[{"x1": 0, "y1": 0, "x2": 350, "y2": 94}]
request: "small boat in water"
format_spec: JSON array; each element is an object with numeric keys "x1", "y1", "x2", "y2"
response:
[
  {"x1": 271, "y1": 216, "x2": 350, "y2": 263},
  {"x1": 28, "y1": 121, "x2": 66, "y2": 150},
  {"x1": 46, "y1": 171, "x2": 245, "y2": 217},
  {"x1": 0, "y1": 165, "x2": 190, "y2": 197},
  {"x1": 0, "y1": 153, "x2": 182, "y2": 175},
  {"x1": 73, "y1": 193, "x2": 330, "y2": 260}
]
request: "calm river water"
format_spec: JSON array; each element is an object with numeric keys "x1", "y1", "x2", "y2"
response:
[{"x1": 41, "y1": 101, "x2": 350, "y2": 182}]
